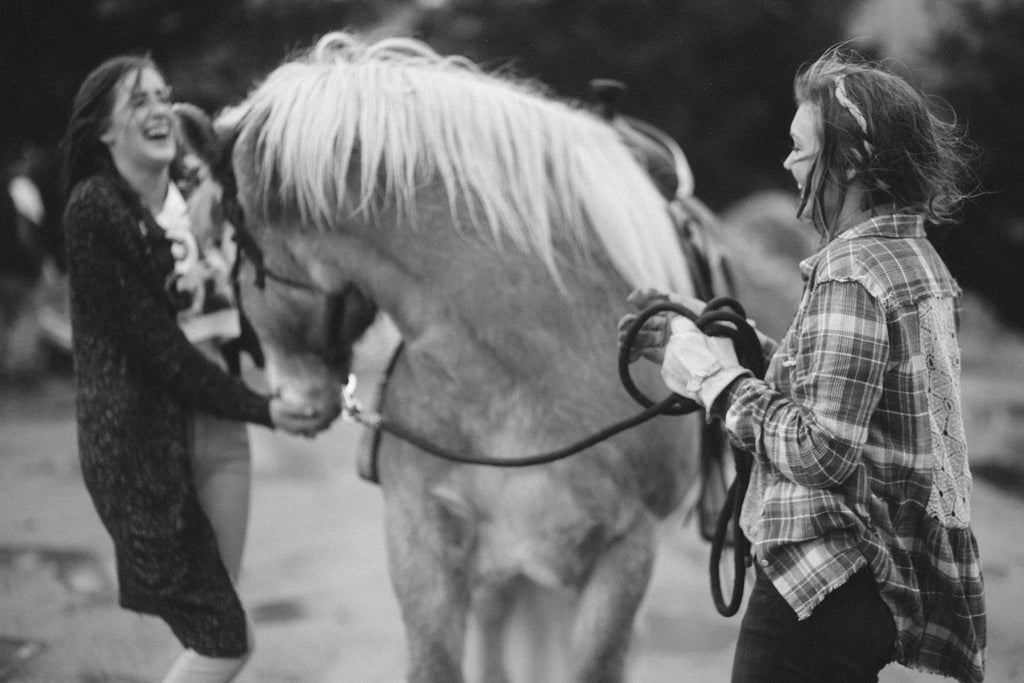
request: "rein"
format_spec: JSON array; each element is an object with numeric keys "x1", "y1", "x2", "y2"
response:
[
  {"x1": 617, "y1": 299, "x2": 764, "y2": 617},
  {"x1": 342, "y1": 297, "x2": 764, "y2": 617},
  {"x1": 342, "y1": 299, "x2": 761, "y2": 463},
  {"x1": 222, "y1": 168, "x2": 760, "y2": 617}
]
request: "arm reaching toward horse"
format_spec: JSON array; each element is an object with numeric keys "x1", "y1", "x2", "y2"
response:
[
  {"x1": 616, "y1": 287, "x2": 705, "y2": 364},
  {"x1": 659, "y1": 314, "x2": 752, "y2": 409}
]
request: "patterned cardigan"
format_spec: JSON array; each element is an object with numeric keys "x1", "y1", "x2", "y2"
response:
[{"x1": 63, "y1": 174, "x2": 272, "y2": 657}]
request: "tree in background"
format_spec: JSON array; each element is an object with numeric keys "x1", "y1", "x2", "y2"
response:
[
  {"x1": 919, "y1": 0, "x2": 1024, "y2": 329},
  {"x1": 1, "y1": 0, "x2": 405, "y2": 263},
  {"x1": 3, "y1": 0, "x2": 1021, "y2": 327},
  {"x1": 415, "y1": 0, "x2": 1024, "y2": 328},
  {"x1": 1, "y1": 0, "x2": 414, "y2": 153},
  {"x1": 1, "y1": 0, "x2": 854, "y2": 205},
  {"x1": 415, "y1": 0, "x2": 855, "y2": 210}
]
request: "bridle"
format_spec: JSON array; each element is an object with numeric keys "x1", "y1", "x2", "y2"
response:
[
  {"x1": 210, "y1": 123, "x2": 331, "y2": 297},
  {"x1": 217, "y1": 137, "x2": 761, "y2": 619},
  {"x1": 344, "y1": 296, "x2": 765, "y2": 618},
  {"x1": 219, "y1": 165, "x2": 357, "y2": 374},
  {"x1": 222, "y1": 189, "x2": 326, "y2": 295}
]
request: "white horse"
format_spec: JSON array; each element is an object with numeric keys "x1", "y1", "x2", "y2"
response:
[{"x1": 215, "y1": 31, "x2": 737, "y2": 682}]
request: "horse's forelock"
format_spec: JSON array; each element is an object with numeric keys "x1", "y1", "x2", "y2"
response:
[{"x1": 231, "y1": 32, "x2": 694, "y2": 295}]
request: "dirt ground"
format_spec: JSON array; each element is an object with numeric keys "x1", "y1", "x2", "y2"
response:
[{"x1": 2, "y1": 304, "x2": 1023, "y2": 682}]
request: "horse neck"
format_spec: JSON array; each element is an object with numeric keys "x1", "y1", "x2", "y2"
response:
[
  {"x1": 284, "y1": 192, "x2": 694, "y2": 498},
  {"x1": 292, "y1": 197, "x2": 631, "y2": 388}
]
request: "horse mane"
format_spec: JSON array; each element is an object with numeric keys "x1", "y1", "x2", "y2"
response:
[{"x1": 221, "y1": 31, "x2": 693, "y2": 294}]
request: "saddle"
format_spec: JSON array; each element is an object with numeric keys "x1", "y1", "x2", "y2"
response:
[
  {"x1": 590, "y1": 80, "x2": 736, "y2": 540},
  {"x1": 590, "y1": 78, "x2": 731, "y2": 302},
  {"x1": 589, "y1": 78, "x2": 686, "y2": 202}
]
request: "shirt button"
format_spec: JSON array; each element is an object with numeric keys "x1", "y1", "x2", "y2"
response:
[{"x1": 759, "y1": 559, "x2": 770, "y2": 568}]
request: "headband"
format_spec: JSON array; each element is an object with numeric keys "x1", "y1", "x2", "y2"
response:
[
  {"x1": 834, "y1": 75, "x2": 868, "y2": 135},
  {"x1": 835, "y1": 74, "x2": 888, "y2": 190}
]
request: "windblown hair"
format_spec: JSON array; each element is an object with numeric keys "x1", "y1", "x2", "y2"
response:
[
  {"x1": 794, "y1": 47, "x2": 976, "y2": 241},
  {"x1": 218, "y1": 31, "x2": 692, "y2": 294},
  {"x1": 60, "y1": 54, "x2": 162, "y2": 199}
]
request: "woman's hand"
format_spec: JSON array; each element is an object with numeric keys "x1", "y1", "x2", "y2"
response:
[
  {"x1": 660, "y1": 315, "x2": 751, "y2": 409},
  {"x1": 627, "y1": 287, "x2": 707, "y2": 316},
  {"x1": 269, "y1": 397, "x2": 340, "y2": 438},
  {"x1": 617, "y1": 288, "x2": 706, "y2": 364}
]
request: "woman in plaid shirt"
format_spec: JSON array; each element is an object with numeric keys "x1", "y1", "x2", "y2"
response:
[{"x1": 622, "y1": 49, "x2": 985, "y2": 682}]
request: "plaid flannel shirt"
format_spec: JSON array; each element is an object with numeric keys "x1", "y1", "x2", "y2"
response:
[{"x1": 724, "y1": 214, "x2": 986, "y2": 682}]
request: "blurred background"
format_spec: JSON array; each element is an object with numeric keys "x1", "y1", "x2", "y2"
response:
[
  {"x1": 2, "y1": 0, "x2": 1023, "y2": 496},
  {"x1": 1, "y1": 0, "x2": 1023, "y2": 383},
  {"x1": 2, "y1": 2, "x2": 1024, "y2": 681}
]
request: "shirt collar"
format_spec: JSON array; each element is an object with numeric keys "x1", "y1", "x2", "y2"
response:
[
  {"x1": 153, "y1": 182, "x2": 190, "y2": 235},
  {"x1": 799, "y1": 214, "x2": 925, "y2": 280}
]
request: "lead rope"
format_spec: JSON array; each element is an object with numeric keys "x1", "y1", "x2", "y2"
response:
[
  {"x1": 615, "y1": 297, "x2": 764, "y2": 616},
  {"x1": 341, "y1": 297, "x2": 763, "y2": 615}
]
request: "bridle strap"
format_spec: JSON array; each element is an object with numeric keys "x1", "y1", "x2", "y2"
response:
[{"x1": 222, "y1": 182, "x2": 331, "y2": 295}]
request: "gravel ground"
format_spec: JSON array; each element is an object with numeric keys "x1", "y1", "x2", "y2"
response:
[{"x1": 2, "y1": 307, "x2": 1022, "y2": 682}]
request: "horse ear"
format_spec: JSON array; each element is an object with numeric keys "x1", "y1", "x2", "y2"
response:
[{"x1": 172, "y1": 102, "x2": 220, "y2": 165}]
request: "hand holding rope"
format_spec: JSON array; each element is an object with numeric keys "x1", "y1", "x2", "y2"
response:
[
  {"x1": 617, "y1": 296, "x2": 765, "y2": 617},
  {"x1": 336, "y1": 292, "x2": 765, "y2": 616}
]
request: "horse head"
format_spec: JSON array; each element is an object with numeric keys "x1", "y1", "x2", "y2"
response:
[
  {"x1": 233, "y1": 245, "x2": 378, "y2": 413},
  {"x1": 197, "y1": 103, "x2": 379, "y2": 414}
]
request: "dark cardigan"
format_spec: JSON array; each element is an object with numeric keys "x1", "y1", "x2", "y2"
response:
[{"x1": 64, "y1": 174, "x2": 273, "y2": 657}]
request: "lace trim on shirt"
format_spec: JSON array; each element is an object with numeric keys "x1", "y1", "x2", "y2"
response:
[{"x1": 919, "y1": 296, "x2": 972, "y2": 528}]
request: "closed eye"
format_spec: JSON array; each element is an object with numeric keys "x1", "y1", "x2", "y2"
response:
[{"x1": 129, "y1": 86, "x2": 173, "y2": 108}]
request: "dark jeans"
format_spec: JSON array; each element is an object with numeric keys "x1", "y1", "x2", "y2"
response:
[{"x1": 731, "y1": 565, "x2": 896, "y2": 682}]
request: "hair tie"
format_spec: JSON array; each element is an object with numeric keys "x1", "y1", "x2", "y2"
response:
[{"x1": 835, "y1": 75, "x2": 868, "y2": 136}]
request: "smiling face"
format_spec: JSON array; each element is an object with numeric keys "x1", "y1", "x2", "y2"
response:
[{"x1": 100, "y1": 67, "x2": 176, "y2": 176}]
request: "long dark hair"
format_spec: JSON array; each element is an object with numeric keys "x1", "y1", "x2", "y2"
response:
[
  {"x1": 59, "y1": 54, "x2": 164, "y2": 200},
  {"x1": 794, "y1": 47, "x2": 976, "y2": 242}
]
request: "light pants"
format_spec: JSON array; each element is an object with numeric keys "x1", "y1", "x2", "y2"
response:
[
  {"x1": 190, "y1": 412, "x2": 252, "y2": 580},
  {"x1": 163, "y1": 412, "x2": 253, "y2": 682},
  {"x1": 162, "y1": 619, "x2": 255, "y2": 683}
]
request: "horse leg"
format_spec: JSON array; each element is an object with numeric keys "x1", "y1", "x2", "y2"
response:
[
  {"x1": 383, "y1": 474, "x2": 474, "y2": 683},
  {"x1": 567, "y1": 512, "x2": 657, "y2": 683},
  {"x1": 465, "y1": 579, "x2": 518, "y2": 683}
]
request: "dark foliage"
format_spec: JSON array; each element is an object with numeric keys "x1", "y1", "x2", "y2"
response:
[
  {"x1": 2, "y1": 0, "x2": 1021, "y2": 327},
  {"x1": 416, "y1": 0, "x2": 855, "y2": 209},
  {"x1": 923, "y1": 0, "x2": 1024, "y2": 329}
]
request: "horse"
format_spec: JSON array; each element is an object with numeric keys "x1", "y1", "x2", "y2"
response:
[{"x1": 213, "y1": 31, "x2": 741, "y2": 682}]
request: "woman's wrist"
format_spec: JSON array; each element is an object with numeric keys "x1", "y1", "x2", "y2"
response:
[{"x1": 709, "y1": 375, "x2": 748, "y2": 420}]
